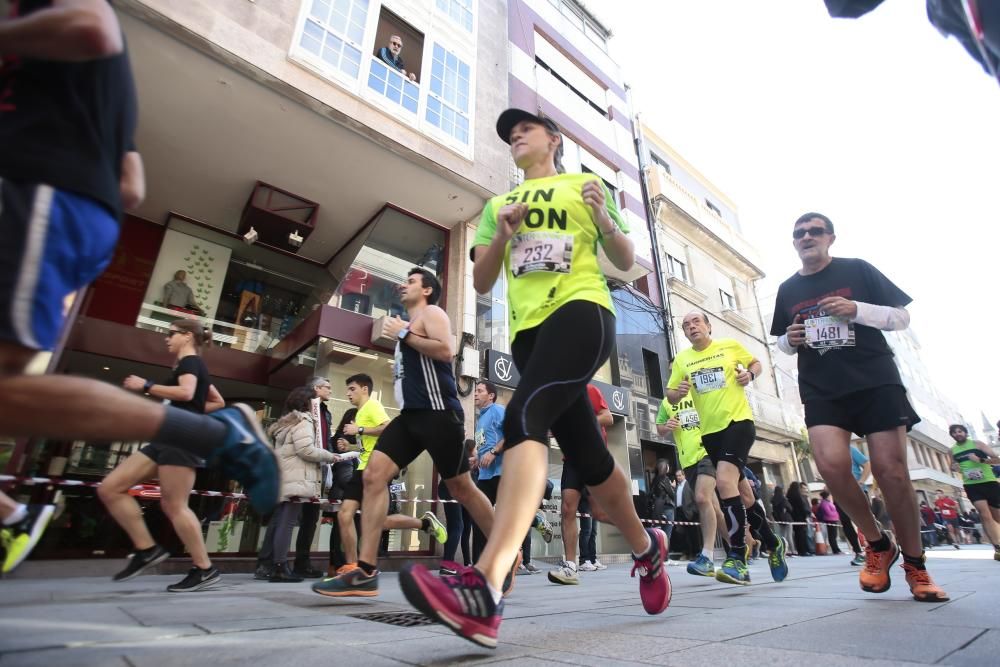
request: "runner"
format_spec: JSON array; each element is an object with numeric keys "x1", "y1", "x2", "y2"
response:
[
  {"x1": 471, "y1": 380, "x2": 505, "y2": 563},
  {"x1": 549, "y1": 383, "x2": 613, "y2": 584},
  {"x1": 399, "y1": 109, "x2": 671, "y2": 648},
  {"x1": 771, "y1": 211, "x2": 947, "y2": 601},
  {"x1": 949, "y1": 424, "x2": 1000, "y2": 560},
  {"x1": 0, "y1": 1, "x2": 279, "y2": 541},
  {"x1": 99, "y1": 320, "x2": 226, "y2": 591},
  {"x1": 313, "y1": 270, "x2": 495, "y2": 598},
  {"x1": 311, "y1": 368, "x2": 450, "y2": 596},
  {"x1": 666, "y1": 311, "x2": 788, "y2": 585}
]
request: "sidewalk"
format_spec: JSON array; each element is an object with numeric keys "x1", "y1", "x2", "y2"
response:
[{"x1": 1, "y1": 545, "x2": 998, "y2": 666}]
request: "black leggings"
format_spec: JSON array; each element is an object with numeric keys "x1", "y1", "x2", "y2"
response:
[
  {"x1": 472, "y1": 476, "x2": 501, "y2": 562},
  {"x1": 504, "y1": 300, "x2": 616, "y2": 487}
]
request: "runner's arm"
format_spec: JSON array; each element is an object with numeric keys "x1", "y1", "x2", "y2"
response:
[
  {"x1": 851, "y1": 302, "x2": 910, "y2": 331},
  {"x1": 204, "y1": 384, "x2": 225, "y2": 413},
  {"x1": 131, "y1": 373, "x2": 197, "y2": 402},
  {"x1": 776, "y1": 334, "x2": 798, "y2": 355},
  {"x1": 472, "y1": 242, "x2": 506, "y2": 295},
  {"x1": 0, "y1": 0, "x2": 123, "y2": 61},
  {"x1": 120, "y1": 151, "x2": 145, "y2": 211},
  {"x1": 405, "y1": 306, "x2": 454, "y2": 363},
  {"x1": 362, "y1": 419, "x2": 391, "y2": 438},
  {"x1": 595, "y1": 407, "x2": 613, "y2": 427},
  {"x1": 972, "y1": 441, "x2": 1000, "y2": 465}
]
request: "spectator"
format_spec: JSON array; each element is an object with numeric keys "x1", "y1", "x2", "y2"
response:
[
  {"x1": 817, "y1": 491, "x2": 842, "y2": 554},
  {"x1": 919, "y1": 501, "x2": 938, "y2": 549},
  {"x1": 648, "y1": 459, "x2": 677, "y2": 539},
  {"x1": 771, "y1": 484, "x2": 796, "y2": 555},
  {"x1": 377, "y1": 35, "x2": 417, "y2": 81},
  {"x1": 787, "y1": 482, "x2": 813, "y2": 556},
  {"x1": 162, "y1": 270, "x2": 203, "y2": 313},
  {"x1": 933, "y1": 489, "x2": 961, "y2": 549}
]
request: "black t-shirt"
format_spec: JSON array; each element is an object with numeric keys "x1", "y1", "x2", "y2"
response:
[
  {"x1": 0, "y1": 0, "x2": 138, "y2": 219},
  {"x1": 770, "y1": 257, "x2": 910, "y2": 402},
  {"x1": 165, "y1": 355, "x2": 210, "y2": 414}
]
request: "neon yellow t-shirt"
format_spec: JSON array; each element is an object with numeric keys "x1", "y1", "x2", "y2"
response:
[
  {"x1": 472, "y1": 173, "x2": 629, "y2": 341},
  {"x1": 667, "y1": 338, "x2": 754, "y2": 436},
  {"x1": 656, "y1": 395, "x2": 706, "y2": 469},
  {"x1": 355, "y1": 397, "x2": 390, "y2": 471}
]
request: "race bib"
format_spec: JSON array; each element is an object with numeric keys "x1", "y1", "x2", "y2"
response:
[
  {"x1": 691, "y1": 367, "x2": 725, "y2": 394},
  {"x1": 678, "y1": 409, "x2": 700, "y2": 429},
  {"x1": 805, "y1": 315, "x2": 855, "y2": 349},
  {"x1": 966, "y1": 468, "x2": 985, "y2": 481},
  {"x1": 510, "y1": 233, "x2": 573, "y2": 277}
]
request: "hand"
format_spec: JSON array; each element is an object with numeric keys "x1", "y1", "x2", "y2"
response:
[
  {"x1": 343, "y1": 422, "x2": 359, "y2": 436},
  {"x1": 786, "y1": 313, "x2": 806, "y2": 346},
  {"x1": 673, "y1": 379, "x2": 691, "y2": 396},
  {"x1": 736, "y1": 369, "x2": 753, "y2": 386},
  {"x1": 968, "y1": 453, "x2": 982, "y2": 463},
  {"x1": 496, "y1": 203, "x2": 528, "y2": 241},
  {"x1": 480, "y1": 451, "x2": 496, "y2": 469},
  {"x1": 582, "y1": 179, "x2": 612, "y2": 228},
  {"x1": 665, "y1": 417, "x2": 680, "y2": 431},
  {"x1": 468, "y1": 455, "x2": 478, "y2": 470},
  {"x1": 123, "y1": 375, "x2": 146, "y2": 392},
  {"x1": 818, "y1": 296, "x2": 857, "y2": 319},
  {"x1": 408, "y1": 72, "x2": 416, "y2": 82},
  {"x1": 336, "y1": 438, "x2": 349, "y2": 452},
  {"x1": 382, "y1": 315, "x2": 407, "y2": 339}
]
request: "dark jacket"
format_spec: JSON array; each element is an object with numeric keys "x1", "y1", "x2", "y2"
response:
[{"x1": 771, "y1": 491, "x2": 793, "y2": 523}]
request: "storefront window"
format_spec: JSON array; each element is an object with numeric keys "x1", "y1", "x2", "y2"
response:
[{"x1": 476, "y1": 273, "x2": 509, "y2": 354}]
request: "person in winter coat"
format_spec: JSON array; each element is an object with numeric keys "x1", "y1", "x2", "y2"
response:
[
  {"x1": 817, "y1": 490, "x2": 842, "y2": 554},
  {"x1": 771, "y1": 485, "x2": 796, "y2": 554},
  {"x1": 257, "y1": 386, "x2": 339, "y2": 582},
  {"x1": 787, "y1": 482, "x2": 813, "y2": 556}
]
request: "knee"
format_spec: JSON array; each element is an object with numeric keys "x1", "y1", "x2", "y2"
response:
[
  {"x1": 97, "y1": 483, "x2": 119, "y2": 504},
  {"x1": 160, "y1": 499, "x2": 190, "y2": 520},
  {"x1": 445, "y1": 477, "x2": 473, "y2": 504},
  {"x1": 361, "y1": 466, "x2": 389, "y2": 491},
  {"x1": 872, "y1": 465, "x2": 909, "y2": 488}
]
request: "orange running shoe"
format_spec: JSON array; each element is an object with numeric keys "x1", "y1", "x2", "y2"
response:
[
  {"x1": 336, "y1": 562, "x2": 358, "y2": 575},
  {"x1": 859, "y1": 537, "x2": 899, "y2": 593},
  {"x1": 902, "y1": 560, "x2": 950, "y2": 602}
]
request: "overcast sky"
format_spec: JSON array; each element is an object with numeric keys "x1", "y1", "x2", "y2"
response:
[{"x1": 590, "y1": 0, "x2": 999, "y2": 433}]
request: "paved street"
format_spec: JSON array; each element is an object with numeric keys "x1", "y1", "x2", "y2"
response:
[{"x1": 1, "y1": 547, "x2": 998, "y2": 666}]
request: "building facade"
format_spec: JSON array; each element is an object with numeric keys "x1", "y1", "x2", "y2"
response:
[
  {"x1": 7, "y1": 0, "x2": 512, "y2": 562},
  {"x1": 639, "y1": 125, "x2": 802, "y2": 491}
]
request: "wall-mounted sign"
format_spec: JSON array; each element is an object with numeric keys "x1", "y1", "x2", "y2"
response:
[
  {"x1": 485, "y1": 349, "x2": 520, "y2": 388},
  {"x1": 591, "y1": 380, "x2": 632, "y2": 416}
]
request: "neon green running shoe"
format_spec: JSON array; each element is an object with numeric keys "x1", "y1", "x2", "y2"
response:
[
  {"x1": 715, "y1": 552, "x2": 751, "y2": 586},
  {"x1": 422, "y1": 511, "x2": 448, "y2": 544},
  {"x1": 2, "y1": 504, "x2": 55, "y2": 574}
]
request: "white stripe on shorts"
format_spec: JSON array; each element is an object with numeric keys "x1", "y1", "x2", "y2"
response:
[{"x1": 12, "y1": 185, "x2": 54, "y2": 350}]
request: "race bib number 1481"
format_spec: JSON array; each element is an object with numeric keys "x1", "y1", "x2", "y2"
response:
[{"x1": 805, "y1": 315, "x2": 855, "y2": 349}]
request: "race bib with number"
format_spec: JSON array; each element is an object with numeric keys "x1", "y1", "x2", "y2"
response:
[
  {"x1": 691, "y1": 367, "x2": 725, "y2": 394},
  {"x1": 678, "y1": 409, "x2": 700, "y2": 429},
  {"x1": 804, "y1": 315, "x2": 855, "y2": 349},
  {"x1": 966, "y1": 468, "x2": 985, "y2": 482},
  {"x1": 510, "y1": 232, "x2": 573, "y2": 277}
]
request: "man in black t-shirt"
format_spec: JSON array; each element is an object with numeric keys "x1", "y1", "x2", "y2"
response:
[
  {"x1": 771, "y1": 212, "x2": 947, "y2": 603},
  {"x1": 0, "y1": 2, "x2": 281, "y2": 574}
]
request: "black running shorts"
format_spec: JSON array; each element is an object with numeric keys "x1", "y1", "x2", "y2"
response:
[
  {"x1": 376, "y1": 409, "x2": 469, "y2": 480},
  {"x1": 700, "y1": 420, "x2": 755, "y2": 471},
  {"x1": 804, "y1": 384, "x2": 920, "y2": 437},
  {"x1": 965, "y1": 481, "x2": 1000, "y2": 509}
]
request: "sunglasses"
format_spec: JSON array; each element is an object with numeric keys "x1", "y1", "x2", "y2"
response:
[
  {"x1": 792, "y1": 226, "x2": 829, "y2": 240},
  {"x1": 167, "y1": 330, "x2": 187, "y2": 337}
]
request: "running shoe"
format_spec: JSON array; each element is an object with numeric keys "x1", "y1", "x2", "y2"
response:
[
  {"x1": 686, "y1": 554, "x2": 715, "y2": 577},
  {"x1": 850, "y1": 553, "x2": 866, "y2": 567},
  {"x1": 859, "y1": 534, "x2": 900, "y2": 594},
  {"x1": 631, "y1": 527, "x2": 671, "y2": 614},
  {"x1": 422, "y1": 511, "x2": 448, "y2": 544},
  {"x1": 578, "y1": 560, "x2": 597, "y2": 572},
  {"x1": 534, "y1": 511, "x2": 554, "y2": 543},
  {"x1": 523, "y1": 562, "x2": 540, "y2": 574},
  {"x1": 902, "y1": 558, "x2": 949, "y2": 602},
  {"x1": 439, "y1": 561, "x2": 460, "y2": 576},
  {"x1": 336, "y1": 562, "x2": 358, "y2": 575},
  {"x1": 715, "y1": 553, "x2": 751, "y2": 586},
  {"x1": 208, "y1": 404, "x2": 281, "y2": 514},
  {"x1": 112, "y1": 544, "x2": 170, "y2": 582},
  {"x1": 254, "y1": 561, "x2": 273, "y2": 580},
  {"x1": 400, "y1": 562, "x2": 502, "y2": 649},
  {"x1": 502, "y1": 549, "x2": 522, "y2": 597},
  {"x1": 1, "y1": 505, "x2": 55, "y2": 575},
  {"x1": 547, "y1": 559, "x2": 579, "y2": 585},
  {"x1": 167, "y1": 566, "x2": 221, "y2": 592},
  {"x1": 592, "y1": 559, "x2": 607, "y2": 570},
  {"x1": 312, "y1": 565, "x2": 379, "y2": 597},
  {"x1": 767, "y1": 536, "x2": 789, "y2": 582}
]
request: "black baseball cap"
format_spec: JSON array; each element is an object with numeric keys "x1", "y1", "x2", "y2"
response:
[{"x1": 496, "y1": 108, "x2": 561, "y2": 144}]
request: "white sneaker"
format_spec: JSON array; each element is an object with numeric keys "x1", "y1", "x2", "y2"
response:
[
  {"x1": 592, "y1": 559, "x2": 607, "y2": 570},
  {"x1": 547, "y1": 560, "x2": 579, "y2": 585},
  {"x1": 578, "y1": 561, "x2": 597, "y2": 572}
]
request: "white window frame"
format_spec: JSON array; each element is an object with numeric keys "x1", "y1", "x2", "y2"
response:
[
  {"x1": 435, "y1": 0, "x2": 475, "y2": 33},
  {"x1": 715, "y1": 268, "x2": 736, "y2": 310},
  {"x1": 423, "y1": 41, "x2": 475, "y2": 153},
  {"x1": 290, "y1": 0, "x2": 374, "y2": 89}
]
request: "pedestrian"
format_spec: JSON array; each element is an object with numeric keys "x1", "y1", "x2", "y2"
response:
[
  {"x1": 787, "y1": 482, "x2": 813, "y2": 556},
  {"x1": 771, "y1": 485, "x2": 796, "y2": 555},
  {"x1": 818, "y1": 491, "x2": 842, "y2": 554},
  {"x1": 257, "y1": 386, "x2": 339, "y2": 582},
  {"x1": 398, "y1": 108, "x2": 671, "y2": 648},
  {"x1": 771, "y1": 211, "x2": 947, "y2": 601}
]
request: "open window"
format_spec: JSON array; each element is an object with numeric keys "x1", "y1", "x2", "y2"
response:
[{"x1": 367, "y1": 9, "x2": 424, "y2": 114}]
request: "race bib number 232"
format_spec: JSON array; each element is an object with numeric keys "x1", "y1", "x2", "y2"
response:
[{"x1": 510, "y1": 233, "x2": 573, "y2": 277}]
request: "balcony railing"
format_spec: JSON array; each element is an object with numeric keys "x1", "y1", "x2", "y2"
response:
[
  {"x1": 136, "y1": 303, "x2": 282, "y2": 354},
  {"x1": 745, "y1": 387, "x2": 804, "y2": 437},
  {"x1": 367, "y1": 57, "x2": 419, "y2": 115}
]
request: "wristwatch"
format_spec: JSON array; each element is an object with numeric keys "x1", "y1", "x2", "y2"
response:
[
  {"x1": 488, "y1": 447, "x2": 496, "y2": 455},
  {"x1": 397, "y1": 327, "x2": 410, "y2": 341},
  {"x1": 143, "y1": 380, "x2": 155, "y2": 394},
  {"x1": 358, "y1": 426, "x2": 365, "y2": 436}
]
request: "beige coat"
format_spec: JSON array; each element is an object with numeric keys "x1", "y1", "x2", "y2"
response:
[{"x1": 269, "y1": 411, "x2": 337, "y2": 501}]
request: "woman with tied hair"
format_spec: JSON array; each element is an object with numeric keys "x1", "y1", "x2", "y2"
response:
[
  {"x1": 100, "y1": 319, "x2": 226, "y2": 591},
  {"x1": 257, "y1": 386, "x2": 339, "y2": 582}
]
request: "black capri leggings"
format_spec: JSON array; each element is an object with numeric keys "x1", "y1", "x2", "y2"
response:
[{"x1": 503, "y1": 300, "x2": 616, "y2": 487}]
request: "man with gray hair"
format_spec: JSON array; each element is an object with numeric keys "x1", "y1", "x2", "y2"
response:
[{"x1": 377, "y1": 34, "x2": 416, "y2": 81}]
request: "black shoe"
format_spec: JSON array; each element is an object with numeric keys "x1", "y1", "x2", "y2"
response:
[
  {"x1": 270, "y1": 564, "x2": 304, "y2": 583},
  {"x1": 292, "y1": 564, "x2": 324, "y2": 579},
  {"x1": 253, "y1": 562, "x2": 273, "y2": 580},
  {"x1": 167, "y1": 566, "x2": 221, "y2": 592},
  {"x1": 112, "y1": 545, "x2": 170, "y2": 582}
]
